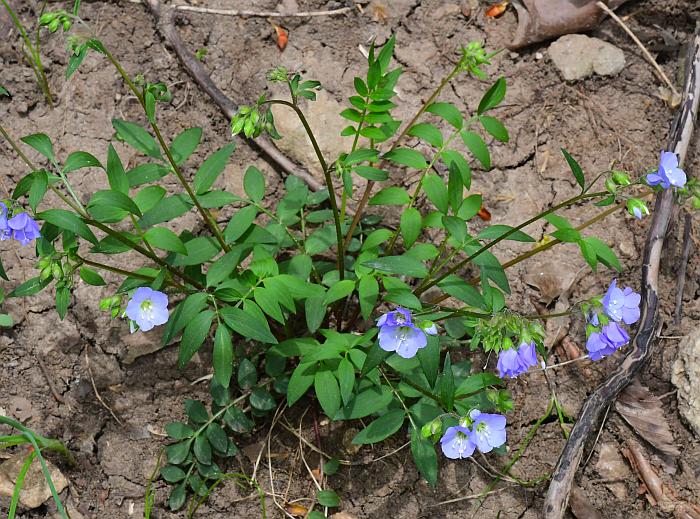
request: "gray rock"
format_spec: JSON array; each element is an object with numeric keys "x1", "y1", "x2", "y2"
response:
[
  {"x1": 549, "y1": 34, "x2": 626, "y2": 81},
  {"x1": 270, "y1": 90, "x2": 347, "y2": 181},
  {"x1": 0, "y1": 452, "x2": 68, "y2": 509},
  {"x1": 672, "y1": 328, "x2": 700, "y2": 437}
]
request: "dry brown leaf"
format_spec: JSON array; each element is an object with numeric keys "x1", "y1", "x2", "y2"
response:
[
  {"x1": 570, "y1": 486, "x2": 603, "y2": 519},
  {"x1": 369, "y1": 2, "x2": 388, "y2": 22},
  {"x1": 271, "y1": 23, "x2": 288, "y2": 51},
  {"x1": 477, "y1": 206, "x2": 491, "y2": 221},
  {"x1": 616, "y1": 380, "x2": 680, "y2": 460},
  {"x1": 285, "y1": 503, "x2": 308, "y2": 516},
  {"x1": 485, "y1": 1, "x2": 509, "y2": 17}
]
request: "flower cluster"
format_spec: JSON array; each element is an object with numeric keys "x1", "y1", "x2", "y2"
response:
[
  {"x1": 585, "y1": 279, "x2": 640, "y2": 360},
  {"x1": 647, "y1": 151, "x2": 686, "y2": 190},
  {"x1": 0, "y1": 204, "x2": 41, "y2": 245},
  {"x1": 125, "y1": 287, "x2": 169, "y2": 332},
  {"x1": 440, "y1": 409, "x2": 507, "y2": 459},
  {"x1": 496, "y1": 340, "x2": 539, "y2": 379},
  {"x1": 376, "y1": 308, "x2": 437, "y2": 359}
]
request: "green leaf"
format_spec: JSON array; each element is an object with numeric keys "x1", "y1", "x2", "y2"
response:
[
  {"x1": 337, "y1": 357, "x2": 355, "y2": 406},
  {"x1": 561, "y1": 148, "x2": 585, "y2": 190},
  {"x1": 400, "y1": 207, "x2": 421, "y2": 248},
  {"x1": 194, "y1": 143, "x2": 236, "y2": 195},
  {"x1": 383, "y1": 148, "x2": 428, "y2": 169},
  {"x1": 442, "y1": 215, "x2": 467, "y2": 244},
  {"x1": 224, "y1": 407, "x2": 254, "y2": 433},
  {"x1": 353, "y1": 165, "x2": 389, "y2": 181},
  {"x1": 323, "y1": 279, "x2": 355, "y2": 306},
  {"x1": 362, "y1": 256, "x2": 427, "y2": 278},
  {"x1": 237, "y1": 358, "x2": 258, "y2": 389},
  {"x1": 112, "y1": 119, "x2": 161, "y2": 159},
  {"x1": 305, "y1": 295, "x2": 326, "y2": 334},
  {"x1": 106, "y1": 144, "x2": 129, "y2": 194},
  {"x1": 345, "y1": 148, "x2": 378, "y2": 164},
  {"x1": 88, "y1": 189, "x2": 142, "y2": 217},
  {"x1": 193, "y1": 435, "x2": 212, "y2": 465},
  {"x1": 172, "y1": 236, "x2": 220, "y2": 266},
  {"x1": 287, "y1": 362, "x2": 317, "y2": 406},
  {"x1": 170, "y1": 127, "x2": 202, "y2": 165},
  {"x1": 478, "y1": 225, "x2": 535, "y2": 243},
  {"x1": 165, "y1": 422, "x2": 194, "y2": 440},
  {"x1": 368, "y1": 187, "x2": 410, "y2": 206},
  {"x1": 423, "y1": 173, "x2": 449, "y2": 214},
  {"x1": 144, "y1": 227, "x2": 188, "y2": 254},
  {"x1": 166, "y1": 441, "x2": 191, "y2": 465},
  {"x1": 250, "y1": 388, "x2": 276, "y2": 411},
  {"x1": 220, "y1": 303, "x2": 278, "y2": 344},
  {"x1": 479, "y1": 116, "x2": 509, "y2": 142},
  {"x1": 79, "y1": 267, "x2": 106, "y2": 286},
  {"x1": 552, "y1": 228, "x2": 582, "y2": 243},
  {"x1": 477, "y1": 77, "x2": 506, "y2": 114},
  {"x1": 224, "y1": 205, "x2": 257, "y2": 243},
  {"x1": 438, "y1": 275, "x2": 485, "y2": 308},
  {"x1": 139, "y1": 195, "x2": 193, "y2": 227},
  {"x1": 38, "y1": 209, "x2": 97, "y2": 244},
  {"x1": 411, "y1": 428, "x2": 437, "y2": 485},
  {"x1": 407, "y1": 123, "x2": 443, "y2": 148},
  {"x1": 441, "y1": 150, "x2": 472, "y2": 190},
  {"x1": 461, "y1": 131, "x2": 491, "y2": 170},
  {"x1": 63, "y1": 151, "x2": 102, "y2": 173},
  {"x1": 185, "y1": 399, "x2": 209, "y2": 423},
  {"x1": 417, "y1": 334, "x2": 440, "y2": 387},
  {"x1": 544, "y1": 213, "x2": 573, "y2": 229},
  {"x1": 20, "y1": 133, "x2": 54, "y2": 161},
  {"x1": 458, "y1": 194, "x2": 483, "y2": 221},
  {"x1": 584, "y1": 237, "x2": 622, "y2": 272},
  {"x1": 455, "y1": 372, "x2": 502, "y2": 396},
  {"x1": 336, "y1": 385, "x2": 392, "y2": 419},
  {"x1": 206, "y1": 247, "x2": 245, "y2": 287},
  {"x1": 160, "y1": 465, "x2": 187, "y2": 483},
  {"x1": 352, "y1": 409, "x2": 405, "y2": 444},
  {"x1": 206, "y1": 422, "x2": 228, "y2": 453},
  {"x1": 178, "y1": 310, "x2": 214, "y2": 368},
  {"x1": 243, "y1": 166, "x2": 265, "y2": 202},
  {"x1": 168, "y1": 483, "x2": 187, "y2": 511},
  {"x1": 0, "y1": 314, "x2": 13, "y2": 327},
  {"x1": 426, "y1": 102, "x2": 463, "y2": 129},
  {"x1": 127, "y1": 163, "x2": 170, "y2": 187},
  {"x1": 315, "y1": 370, "x2": 341, "y2": 418},
  {"x1": 163, "y1": 292, "x2": 209, "y2": 344},
  {"x1": 358, "y1": 276, "x2": 379, "y2": 320},
  {"x1": 213, "y1": 324, "x2": 233, "y2": 388},
  {"x1": 28, "y1": 170, "x2": 48, "y2": 212},
  {"x1": 317, "y1": 489, "x2": 340, "y2": 508}
]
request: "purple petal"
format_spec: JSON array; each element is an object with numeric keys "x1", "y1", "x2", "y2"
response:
[
  {"x1": 440, "y1": 426, "x2": 475, "y2": 459},
  {"x1": 646, "y1": 173, "x2": 663, "y2": 186},
  {"x1": 7, "y1": 213, "x2": 30, "y2": 230},
  {"x1": 497, "y1": 348, "x2": 522, "y2": 378},
  {"x1": 666, "y1": 167, "x2": 686, "y2": 188},
  {"x1": 395, "y1": 327, "x2": 427, "y2": 359},
  {"x1": 659, "y1": 151, "x2": 678, "y2": 171}
]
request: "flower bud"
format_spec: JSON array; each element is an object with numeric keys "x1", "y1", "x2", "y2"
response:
[
  {"x1": 604, "y1": 178, "x2": 617, "y2": 194},
  {"x1": 611, "y1": 170, "x2": 631, "y2": 186},
  {"x1": 51, "y1": 262, "x2": 64, "y2": 280},
  {"x1": 626, "y1": 198, "x2": 649, "y2": 220}
]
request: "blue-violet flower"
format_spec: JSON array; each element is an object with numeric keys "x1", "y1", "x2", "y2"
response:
[
  {"x1": 125, "y1": 287, "x2": 169, "y2": 332},
  {"x1": 440, "y1": 425, "x2": 476, "y2": 459},
  {"x1": 377, "y1": 307, "x2": 432, "y2": 359},
  {"x1": 469, "y1": 409, "x2": 507, "y2": 453},
  {"x1": 602, "y1": 279, "x2": 640, "y2": 325},
  {"x1": 7, "y1": 212, "x2": 41, "y2": 245},
  {"x1": 647, "y1": 151, "x2": 686, "y2": 189}
]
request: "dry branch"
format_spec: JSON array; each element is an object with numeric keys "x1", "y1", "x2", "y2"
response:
[
  {"x1": 145, "y1": 0, "x2": 324, "y2": 192},
  {"x1": 543, "y1": 27, "x2": 700, "y2": 519}
]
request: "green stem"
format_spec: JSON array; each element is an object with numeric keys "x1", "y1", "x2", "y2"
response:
[
  {"x1": 101, "y1": 47, "x2": 229, "y2": 252},
  {"x1": 380, "y1": 369, "x2": 417, "y2": 430},
  {"x1": 263, "y1": 99, "x2": 345, "y2": 279},
  {"x1": 415, "y1": 190, "x2": 609, "y2": 295},
  {"x1": 0, "y1": 123, "x2": 37, "y2": 171},
  {"x1": 342, "y1": 63, "x2": 462, "y2": 249}
]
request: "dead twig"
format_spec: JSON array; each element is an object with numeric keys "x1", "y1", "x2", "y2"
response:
[
  {"x1": 36, "y1": 354, "x2": 66, "y2": 404},
  {"x1": 596, "y1": 1, "x2": 680, "y2": 102},
  {"x1": 144, "y1": 0, "x2": 324, "y2": 193},
  {"x1": 84, "y1": 348, "x2": 123, "y2": 425},
  {"x1": 169, "y1": 4, "x2": 352, "y2": 18},
  {"x1": 543, "y1": 26, "x2": 700, "y2": 519},
  {"x1": 673, "y1": 212, "x2": 692, "y2": 324}
]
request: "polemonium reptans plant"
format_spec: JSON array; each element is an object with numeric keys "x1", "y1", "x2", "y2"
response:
[{"x1": 0, "y1": 12, "x2": 693, "y2": 512}]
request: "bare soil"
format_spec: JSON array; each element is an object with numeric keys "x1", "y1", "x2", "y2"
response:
[{"x1": 1, "y1": 0, "x2": 700, "y2": 518}]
